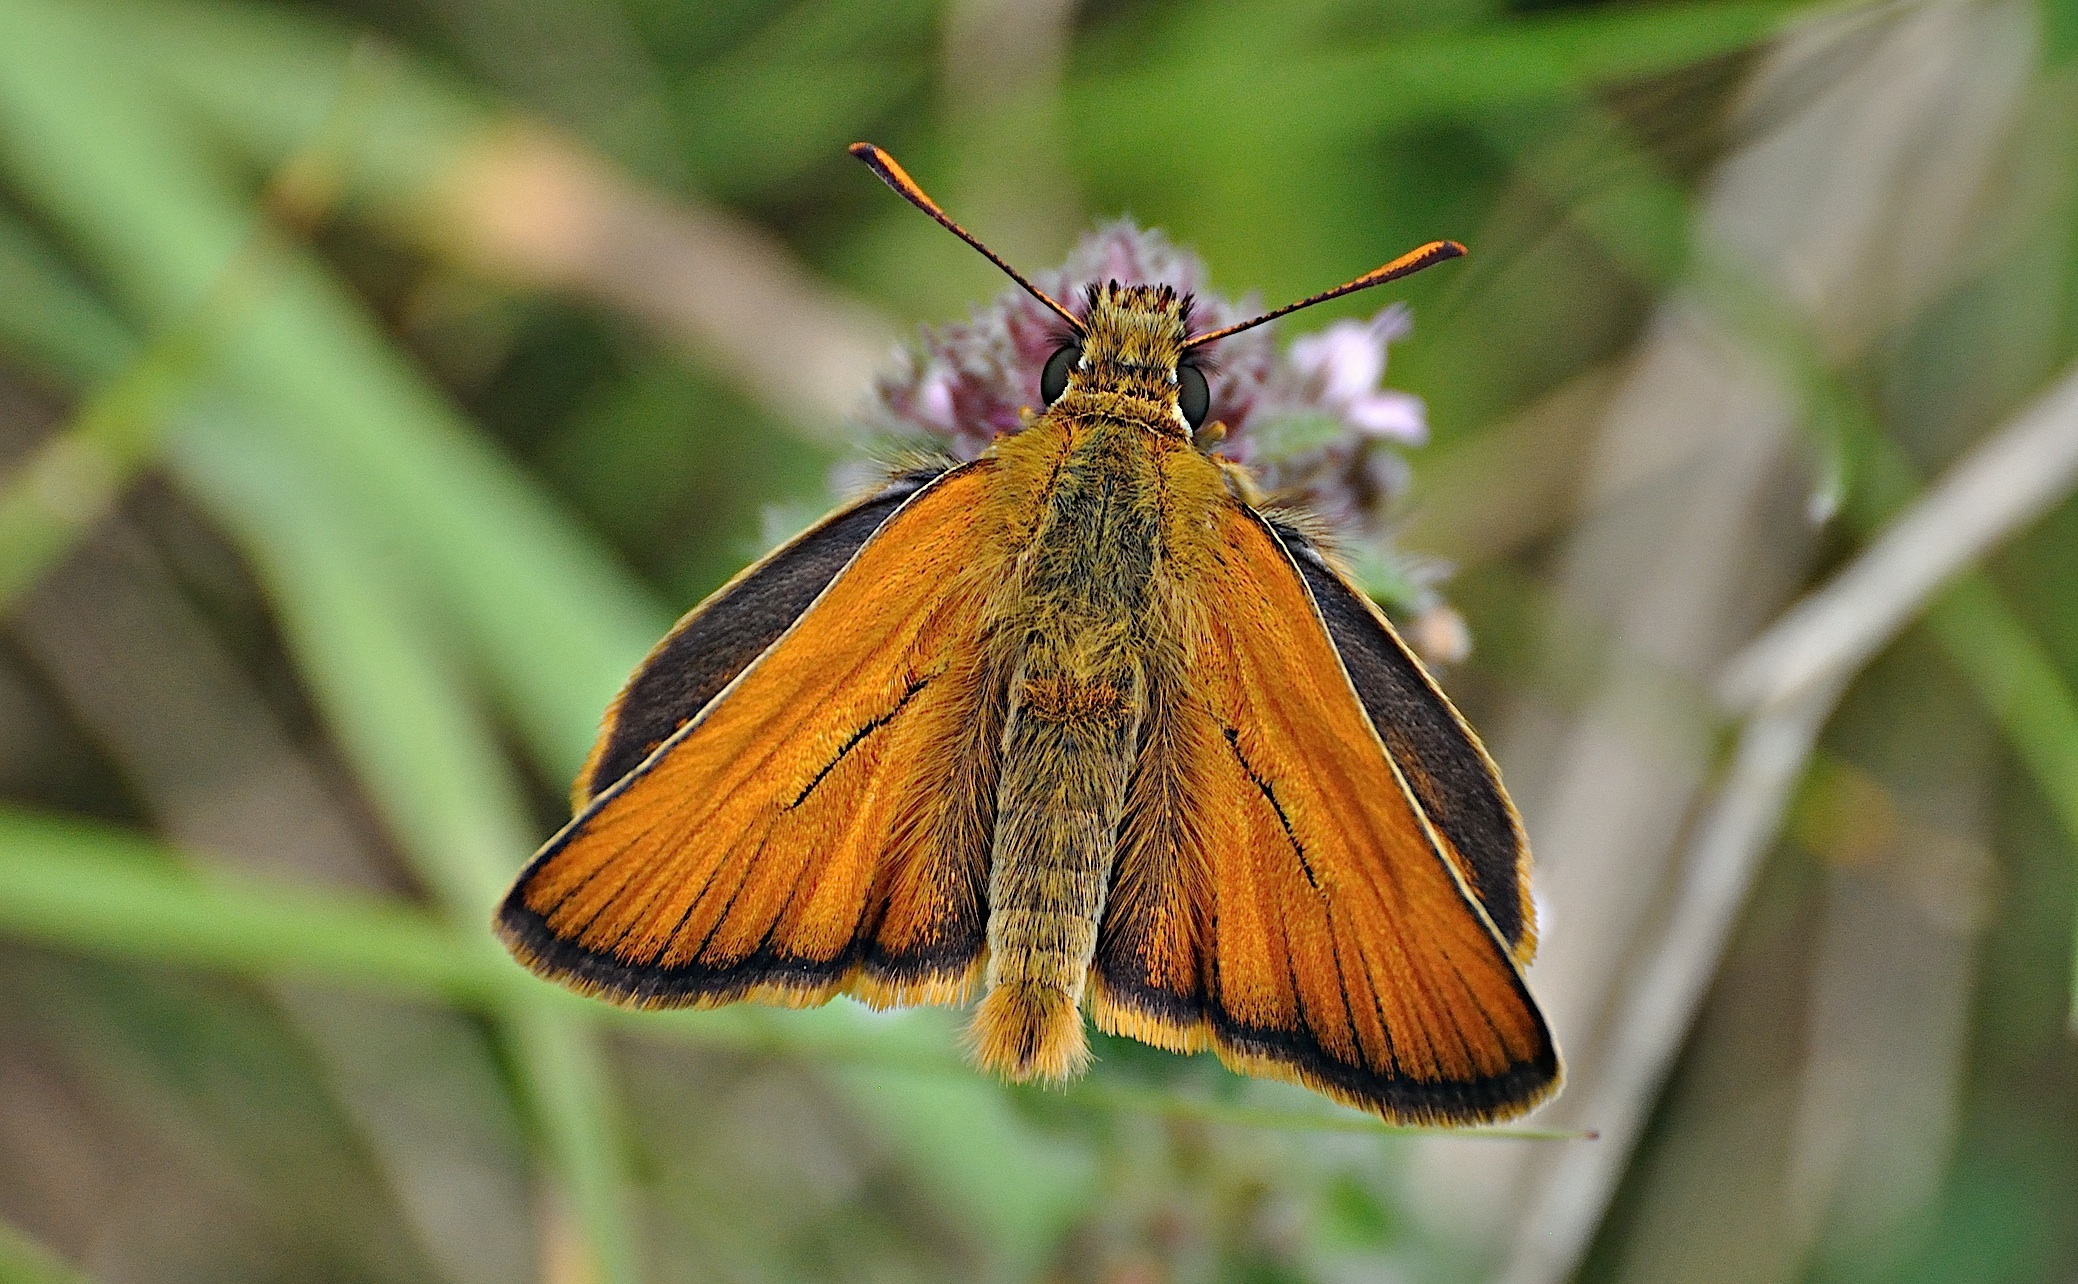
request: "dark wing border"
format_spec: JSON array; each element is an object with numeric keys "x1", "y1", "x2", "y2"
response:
[{"x1": 1266, "y1": 520, "x2": 1534, "y2": 960}]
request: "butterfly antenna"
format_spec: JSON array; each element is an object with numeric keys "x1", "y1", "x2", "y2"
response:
[
  {"x1": 850, "y1": 142, "x2": 1085, "y2": 337},
  {"x1": 1183, "y1": 240, "x2": 1466, "y2": 350}
]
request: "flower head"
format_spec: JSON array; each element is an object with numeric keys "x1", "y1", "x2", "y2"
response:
[
  {"x1": 872, "y1": 222, "x2": 1266, "y2": 456},
  {"x1": 864, "y1": 220, "x2": 1457, "y2": 644}
]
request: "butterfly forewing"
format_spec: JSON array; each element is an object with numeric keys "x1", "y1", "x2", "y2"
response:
[
  {"x1": 1271, "y1": 522, "x2": 1536, "y2": 963},
  {"x1": 498, "y1": 462, "x2": 1009, "y2": 1010},
  {"x1": 576, "y1": 466, "x2": 952, "y2": 806},
  {"x1": 1093, "y1": 503, "x2": 1558, "y2": 1125}
]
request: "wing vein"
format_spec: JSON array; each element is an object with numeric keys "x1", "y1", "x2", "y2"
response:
[{"x1": 788, "y1": 673, "x2": 932, "y2": 809}]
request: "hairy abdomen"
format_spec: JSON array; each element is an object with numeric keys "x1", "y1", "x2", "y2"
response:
[
  {"x1": 970, "y1": 418, "x2": 1161, "y2": 1080},
  {"x1": 972, "y1": 663, "x2": 1142, "y2": 1078}
]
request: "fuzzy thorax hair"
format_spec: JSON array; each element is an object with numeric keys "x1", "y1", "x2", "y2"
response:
[{"x1": 1055, "y1": 283, "x2": 1196, "y2": 438}]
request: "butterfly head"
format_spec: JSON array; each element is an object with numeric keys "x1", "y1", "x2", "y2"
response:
[{"x1": 1038, "y1": 282, "x2": 1204, "y2": 438}]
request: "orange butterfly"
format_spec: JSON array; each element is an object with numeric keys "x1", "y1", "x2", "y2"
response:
[{"x1": 497, "y1": 144, "x2": 1560, "y2": 1126}]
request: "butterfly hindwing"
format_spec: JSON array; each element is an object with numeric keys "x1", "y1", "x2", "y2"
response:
[
  {"x1": 576, "y1": 465, "x2": 952, "y2": 805},
  {"x1": 499, "y1": 461, "x2": 1007, "y2": 1010},
  {"x1": 1094, "y1": 503, "x2": 1558, "y2": 1124},
  {"x1": 1270, "y1": 521, "x2": 1535, "y2": 962}
]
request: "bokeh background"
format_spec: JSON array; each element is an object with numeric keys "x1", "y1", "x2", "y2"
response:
[{"x1": 2, "y1": 0, "x2": 2076, "y2": 1281}]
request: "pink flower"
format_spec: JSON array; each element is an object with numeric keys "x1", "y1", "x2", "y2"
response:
[{"x1": 1283, "y1": 306, "x2": 1428, "y2": 444}]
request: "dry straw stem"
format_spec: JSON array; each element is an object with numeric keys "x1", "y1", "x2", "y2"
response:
[
  {"x1": 1502, "y1": 356, "x2": 2078, "y2": 1281},
  {"x1": 1720, "y1": 358, "x2": 2078, "y2": 712},
  {"x1": 442, "y1": 127, "x2": 898, "y2": 437},
  {"x1": 938, "y1": 0, "x2": 1084, "y2": 268},
  {"x1": 1499, "y1": 673, "x2": 1846, "y2": 1284},
  {"x1": 1462, "y1": 5, "x2": 2041, "y2": 1281}
]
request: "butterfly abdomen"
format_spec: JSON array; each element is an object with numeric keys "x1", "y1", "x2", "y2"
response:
[
  {"x1": 973, "y1": 662, "x2": 1144, "y2": 1078},
  {"x1": 970, "y1": 416, "x2": 1167, "y2": 1080}
]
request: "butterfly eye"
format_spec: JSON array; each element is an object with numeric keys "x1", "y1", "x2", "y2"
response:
[
  {"x1": 1177, "y1": 363, "x2": 1211, "y2": 430},
  {"x1": 1041, "y1": 344, "x2": 1080, "y2": 406}
]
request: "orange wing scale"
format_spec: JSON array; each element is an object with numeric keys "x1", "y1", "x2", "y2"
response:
[
  {"x1": 1094, "y1": 504, "x2": 1558, "y2": 1123},
  {"x1": 496, "y1": 463, "x2": 1007, "y2": 1010}
]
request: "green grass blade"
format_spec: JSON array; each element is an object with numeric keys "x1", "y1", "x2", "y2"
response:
[
  {"x1": 0, "y1": 806, "x2": 975, "y2": 1070},
  {"x1": 173, "y1": 413, "x2": 530, "y2": 917},
  {"x1": 81, "y1": 0, "x2": 492, "y2": 223},
  {"x1": 0, "y1": 0, "x2": 665, "y2": 780},
  {"x1": 503, "y1": 1004, "x2": 642, "y2": 1284},
  {"x1": 103, "y1": 0, "x2": 929, "y2": 202},
  {"x1": 0, "y1": 205, "x2": 135, "y2": 386},
  {"x1": 0, "y1": 187, "x2": 306, "y2": 608},
  {"x1": 169, "y1": 416, "x2": 641, "y2": 1284},
  {"x1": 0, "y1": 1220, "x2": 98, "y2": 1284},
  {"x1": 0, "y1": 335, "x2": 189, "y2": 605},
  {"x1": 0, "y1": 808, "x2": 506, "y2": 1003},
  {"x1": 1927, "y1": 573, "x2": 2078, "y2": 1028}
]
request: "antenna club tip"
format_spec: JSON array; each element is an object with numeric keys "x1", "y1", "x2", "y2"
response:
[
  {"x1": 850, "y1": 142, "x2": 897, "y2": 178},
  {"x1": 1439, "y1": 240, "x2": 1468, "y2": 258},
  {"x1": 844, "y1": 142, "x2": 1086, "y2": 337},
  {"x1": 851, "y1": 143, "x2": 927, "y2": 204}
]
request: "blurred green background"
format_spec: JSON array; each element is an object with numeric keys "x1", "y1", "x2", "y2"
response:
[{"x1": 3, "y1": 0, "x2": 2077, "y2": 1281}]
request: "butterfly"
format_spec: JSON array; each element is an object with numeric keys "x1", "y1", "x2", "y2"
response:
[{"x1": 497, "y1": 143, "x2": 1560, "y2": 1126}]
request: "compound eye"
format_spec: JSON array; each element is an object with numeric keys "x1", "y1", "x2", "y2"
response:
[
  {"x1": 1041, "y1": 344, "x2": 1081, "y2": 406},
  {"x1": 1177, "y1": 362, "x2": 1211, "y2": 429}
]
